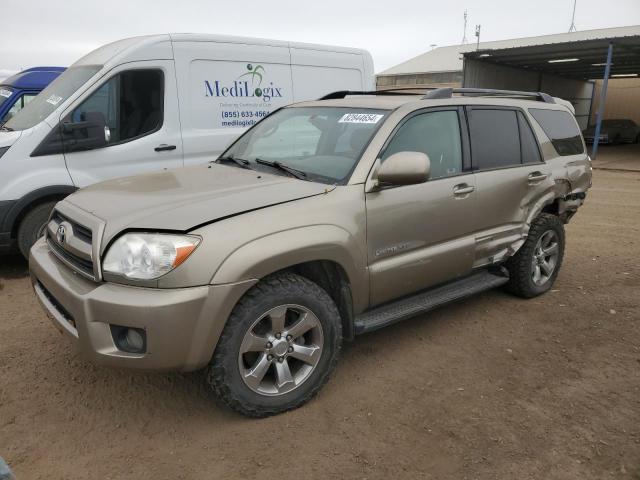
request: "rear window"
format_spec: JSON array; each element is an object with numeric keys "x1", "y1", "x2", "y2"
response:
[{"x1": 529, "y1": 108, "x2": 584, "y2": 156}]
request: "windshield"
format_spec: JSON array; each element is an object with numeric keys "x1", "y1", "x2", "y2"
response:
[
  {"x1": 0, "y1": 86, "x2": 14, "y2": 110},
  {"x1": 221, "y1": 107, "x2": 389, "y2": 183},
  {"x1": 4, "y1": 65, "x2": 101, "y2": 131}
]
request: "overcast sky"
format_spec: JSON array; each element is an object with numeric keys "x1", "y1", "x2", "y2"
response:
[{"x1": 1, "y1": 0, "x2": 639, "y2": 80}]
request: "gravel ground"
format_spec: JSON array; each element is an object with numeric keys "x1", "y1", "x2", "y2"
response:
[{"x1": 0, "y1": 169, "x2": 639, "y2": 480}]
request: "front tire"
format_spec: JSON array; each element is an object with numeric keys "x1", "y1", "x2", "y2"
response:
[
  {"x1": 505, "y1": 213, "x2": 565, "y2": 298},
  {"x1": 17, "y1": 201, "x2": 56, "y2": 259},
  {"x1": 207, "y1": 273, "x2": 342, "y2": 417}
]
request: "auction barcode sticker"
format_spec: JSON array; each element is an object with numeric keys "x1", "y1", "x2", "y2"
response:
[
  {"x1": 46, "y1": 94, "x2": 63, "y2": 106},
  {"x1": 338, "y1": 113, "x2": 384, "y2": 124},
  {"x1": 0, "y1": 89, "x2": 12, "y2": 98}
]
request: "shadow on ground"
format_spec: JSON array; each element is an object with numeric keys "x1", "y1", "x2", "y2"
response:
[{"x1": 0, "y1": 254, "x2": 28, "y2": 281}]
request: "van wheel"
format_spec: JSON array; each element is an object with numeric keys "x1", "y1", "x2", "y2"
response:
[
  {"x1": 505, "y1": 213, "x2": 565, "y2": 298},
  {"x1": 17, "y1": 201, "x2": 56, "y2": 259},
  {"x1": 207, "y1": 273, "x2": 342, "y2": 417}
]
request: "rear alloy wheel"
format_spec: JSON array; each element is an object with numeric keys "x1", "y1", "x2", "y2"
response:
[
  {"x1": 505, "y1": 213, "x2": 565, "y2": 298},
  {"x1": 208, "y1": 273, "x2": 342, "y2": 417},
  {"x1": 531, "y1": 230, "x2": 560, "y2": 287}
]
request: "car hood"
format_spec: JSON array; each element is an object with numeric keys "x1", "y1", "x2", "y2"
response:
[
  {"x1": 65, "y1": 164, "x2": 335, "y2": 244},
  {"x1": 0, "y1": 130, "x2": 22, "y2": 148}
]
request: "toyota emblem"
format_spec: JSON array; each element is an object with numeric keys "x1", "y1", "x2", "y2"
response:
[{"x1": 56, "y1": 224, "x2": 66, "y2": 244}]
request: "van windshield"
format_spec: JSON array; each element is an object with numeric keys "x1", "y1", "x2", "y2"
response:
[
  {"x1": 220, "y1": 107, "x2": 389, "y2": 183},
  {"x1": 4, "y1": 65, "x2": 102, "y2": 131}
]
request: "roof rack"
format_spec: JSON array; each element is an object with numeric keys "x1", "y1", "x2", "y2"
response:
[
  {"x1": 422, "y1": 88, "x2": 555, "y2": 104},
  {"x1": 319, "y1": 88, "x2": 432, "y2": 100}
]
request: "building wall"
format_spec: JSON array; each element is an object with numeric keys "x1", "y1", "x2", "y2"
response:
[
  {"x1": 589, "y1": 78, "x2": 640, "y2": 126},
  {"x1": 463, "y1": 59, "x2": 594, "y2": 129},
  {"x1": 376, "y1": 71, "x2": 463, "y2": 90}
]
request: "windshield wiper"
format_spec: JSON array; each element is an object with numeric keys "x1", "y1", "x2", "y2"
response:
[
  {"x1": 0, "y1": 123, "x2": 13, "y2": 131},
  {"x1": 216, "y1": 155, "x2": 252, "y2": 169},
  {"x1": 255, "y1": 158, "x2": 307, "y2": 180}
]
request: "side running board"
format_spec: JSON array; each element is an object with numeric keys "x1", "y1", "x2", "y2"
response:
[{"x1": 354, "y1": 270, "x2": 508, "y2": 334}]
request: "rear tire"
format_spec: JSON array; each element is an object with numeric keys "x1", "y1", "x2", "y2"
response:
[
  {"x1": 207, "y1": 272, "x2": 342, "y2": 417},
  {"x1": 505, "y1": 213, "x2": 565, "y2": 298},
  {"x1": 17, "y1": 201, "x2": 56, "y2": 259}
]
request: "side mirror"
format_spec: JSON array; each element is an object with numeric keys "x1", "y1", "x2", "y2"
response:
[
  {"x1": 62, "y1": 111, "x2": 109, "y2": 152},
  {"x1": 376, "y1": 151, "x2": 431, "y2": 187}
]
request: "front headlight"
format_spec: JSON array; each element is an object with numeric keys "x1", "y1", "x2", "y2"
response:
[{"x1": 103, "y1": 233, "x2": 201, "y2": 280}]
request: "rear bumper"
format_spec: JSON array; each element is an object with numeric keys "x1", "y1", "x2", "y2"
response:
[
  {"x1": 583, "y1": 136, "x2": 610, "y2": 145},
  {"x1": 29, "y1": 237, "x2": 255, "y2": 372}
]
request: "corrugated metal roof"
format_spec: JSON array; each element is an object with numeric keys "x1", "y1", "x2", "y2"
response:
[{"x1": 379, "y1": 25, "x2": 640, "y2": 76}]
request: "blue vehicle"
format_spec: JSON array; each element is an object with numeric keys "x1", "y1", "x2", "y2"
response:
[{"x1": 0, "y1": 67, "x2": 65, "y2": 124}]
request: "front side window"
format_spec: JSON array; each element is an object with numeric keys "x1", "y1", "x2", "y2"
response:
[
  {"x1": 529, "y1": 108, "x2": 584, "y2": 156},
  {"x1": 381, "y1": 110, "x2": 463, "y2": 179},
  {"x1": 2, "y1": 93, "x2": 37, "y2": 122},
  {"x1": 5, "y1": 65, "x2": 101, "y2": 131},
  {"x1": 222, "y1": 107, "x2": 389, "y2": 183},
  {"x1": 70, "y1": 69, "x2": 163, "y2": 145}
]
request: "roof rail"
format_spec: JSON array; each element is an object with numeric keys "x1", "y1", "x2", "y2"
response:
[
  {"x1": 422, "y1": 88, "x2": 555, "y2": 104},
  {"x1": 319, "y1": 88, "x2": 431, "y2": 100}
]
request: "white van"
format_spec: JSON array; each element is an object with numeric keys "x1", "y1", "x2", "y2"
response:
[{"x1": 0, "y1": 34, "x2": 374, "y2": 257}]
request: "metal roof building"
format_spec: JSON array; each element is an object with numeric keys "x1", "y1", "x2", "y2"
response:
[
  {"x1": 377, "y1": 26, "x2": 640, "y2": 156},
  {"x1": 378, "y1": 25, "x2": 640, "y2": 81}
]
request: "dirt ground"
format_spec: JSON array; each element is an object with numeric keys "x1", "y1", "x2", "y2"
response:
[
  {"x1": 592, "y1": 143, "x2": 640, "y2": 172},
  {"x1": 0, "y1": 169, "x2": 639, "y2": 480}
]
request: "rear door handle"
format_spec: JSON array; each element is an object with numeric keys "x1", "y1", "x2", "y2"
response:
[
  {"x1": 527, "y1": 171, "x2": 548, "y2": 183},
  {"x1": 453, "y1": 184, "x2": 475, "y2": 196},
  {"x1": 155, "y1": 144, "x2": 176, "y2": 152}
]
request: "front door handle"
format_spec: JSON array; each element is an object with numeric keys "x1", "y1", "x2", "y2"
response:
[
  {"x1": 453, "y1": 183, "x2": 475, "y2": 196},
  {"x1": 155, "y1": 144, "x2": 176, "y2": 152},
  {"x1": 527, "y1": 171, "x2": 548, "y2": 183}
]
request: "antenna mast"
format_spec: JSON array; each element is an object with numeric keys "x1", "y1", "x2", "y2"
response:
[
  {"x1": 568, "y1": 0, "x2": 577, "y2": 32},
  {"x1": 462, "y1": 10, "x2": 469, "y2": 44},
  {"x1": 475, "y1": 24, "x2": 481, "y2": 50}
]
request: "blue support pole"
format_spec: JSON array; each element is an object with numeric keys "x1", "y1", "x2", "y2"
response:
[{"x1": 591, "y1": 42, "x2": 613, "y2": 160}]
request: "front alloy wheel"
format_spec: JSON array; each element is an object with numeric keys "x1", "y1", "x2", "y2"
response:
[
  {"x1": 208, "y1": 273, "x2": 342, "y2": 417},
  {"x1": 238, "y1": 304, "x2": 324, "y2": 396}
]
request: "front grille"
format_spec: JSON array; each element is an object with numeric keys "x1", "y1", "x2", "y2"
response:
[
  {"x1": 47, "y1": 208, "x2": 97, "y2": 281},
  {"x1": 47, "y1": 237, "x2": 95, "y2": 278},
  {"x1": 51, "y1": 211, "x2": 93, "y2": 243},
  {"x1": 37, "y1": 281, "x2": 76, "y2": 328}
]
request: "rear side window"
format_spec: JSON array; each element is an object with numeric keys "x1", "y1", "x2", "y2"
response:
[
  {"x1": 518, "y1": 112, "x2": 542, "y2": 164},
  {"x1": 468, "y1": 109, "x2": 520, "y2": 169},
  {"x1": 529, "y1": 108, "x2": 584, "y2": 156}
]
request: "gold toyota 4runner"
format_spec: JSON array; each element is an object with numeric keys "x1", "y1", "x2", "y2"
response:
[{"x1": 30, "y1": 88, "x2": 592, "y2": 417}]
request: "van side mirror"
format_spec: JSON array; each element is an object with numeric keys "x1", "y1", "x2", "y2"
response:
[
  {"x1": 62, "y1": 111, "x2": 109, "y2": 152},
  {"x1": 376, "y1": 151, "x2": 431, "y2": 187}
]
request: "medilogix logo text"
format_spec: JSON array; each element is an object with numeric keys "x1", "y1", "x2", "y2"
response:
[{"x1": 205, "y1": 64, "x2": 283, "y2": 102}]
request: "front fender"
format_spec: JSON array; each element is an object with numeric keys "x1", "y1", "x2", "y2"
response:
[{"x1": 211, "y1": 224, "x2": 369, "y2": 312}]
